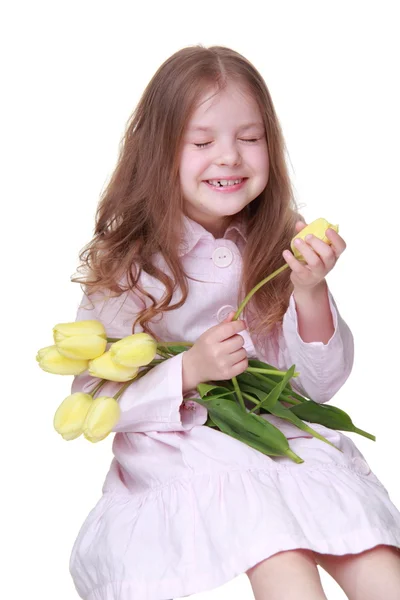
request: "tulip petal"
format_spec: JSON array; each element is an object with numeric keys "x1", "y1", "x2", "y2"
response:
[
  {"x1": 53, "y1": 320, "x2": 106, "y2": 343},
  {"x1": 110, "y1": 333, "x2": 157, "y2": 367},
  {"x1": 291, "y1": 218, "x2": 339, "y2": 260},
  {"x1": 37, "y1": 345, "x2": 89, "y2": 375},
  {"x1": 89, "y1": 351, "x2": 139, "y2": 382},
  {"x1": 56, "y1": 334, "x2": 108, "y2": 360},
  {"x1": 61, "y1": 430, "x2": 83, "y2": 441},
  {"x1": 83, "y1": 396, "x2": 120, "y2": 442},
  {"x1": 54, "y1": 392, "x2": 93, "y2": 438}
]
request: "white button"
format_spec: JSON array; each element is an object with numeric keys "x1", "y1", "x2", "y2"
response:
[
  {"x1": 212, "y1": 246, "x2": 233, "y2": 267},
  {"x1": 352, "y1": 457, "x2": 371, "y2": 475},
  {"x1": 217, "y1": 305, "x2": 236, "y2": 323}
]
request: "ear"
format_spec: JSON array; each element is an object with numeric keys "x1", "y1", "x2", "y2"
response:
[{"x1": 294, "y1": 220, "x2": 307, "y2": 233}]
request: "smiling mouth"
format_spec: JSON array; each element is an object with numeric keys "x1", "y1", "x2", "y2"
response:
[{"x1": 205, "y1": 178, "x2": 247, "y2": 187}]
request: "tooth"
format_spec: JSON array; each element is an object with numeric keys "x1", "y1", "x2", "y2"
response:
[{"x1": 207, "y1": 178, "x2": 243, "y2": 186}]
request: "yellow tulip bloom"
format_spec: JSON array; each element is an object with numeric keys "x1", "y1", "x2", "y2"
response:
[
  {"x1": 53, "y1": 392, "x2": 93, "y2": 440},
  {"x1": 110, "y1": 333, "x2": 157, "y2": 368},
  {"x1": 83, "y1": 396, "x2": 121, "y2": 443},
  {"x1": 88, "y1": 351, "x2": 139, "y2": 382},
  {"x1": 36, "y1": 345, "x2": 89, "y2": 375},
  {"x1": 53, "y1": 320, "x2": 107, "y2": 360},
  {"x1": 291, "y1": 218, "x2": 339, "y2": 260}
]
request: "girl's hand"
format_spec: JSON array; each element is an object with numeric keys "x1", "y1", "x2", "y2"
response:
[
  {"x1": 283, "y1": 220, "x2": 346, "y2": 292},
  {"x1": 182, "y1": 312, "x2": 248, "y2": 393}
]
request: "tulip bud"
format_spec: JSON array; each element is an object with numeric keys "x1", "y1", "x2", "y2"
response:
[
  {"x1": 291, "y1": 218, "x2": 339, "y2": 260},
  {"x1": 82, "y1": 396, "x2": 121, "y2": 443},
  {"x1": 53, "y1": 392, "x2": 93, "y2": 440},
  {"x1": 110, "y1": 333, "x2": 157, "y2": 368},
  {"x1": 36, "y1": 345, "x2": 89, "y2": 375},
  {"x1": 88, "y1": 351, "x2": 139, "y2": 382},
  {"x1": 53, "y1": 320, "x2": 107, "y2": 360}
]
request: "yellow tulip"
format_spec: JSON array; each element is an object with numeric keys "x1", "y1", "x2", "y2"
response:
[
  {"x1": 36, "y1": 345, "x2": 89, "y2": 375},
  {"x1": 88, "y1": 351, "x2": 139, "y2": 382},
  {"x1": 53, "y1": 392, "x2": 93, "y2": 440},
  {"x1": 83, "y1": 396, "x2": 121, "y2": 443},
  {"x1": 291, "y1": 218, "x2": 339, "y2": 260},
  {"x1": 53, "y1": 320, "x2": 107, "y2": 360},
  {"x1": 110, "y1": 333, "x2": 157, "y2": 368}
]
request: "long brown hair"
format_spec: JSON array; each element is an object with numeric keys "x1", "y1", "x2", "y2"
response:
[{"x1": 71, "y1": 45, "x2": 300, "y2": 339}]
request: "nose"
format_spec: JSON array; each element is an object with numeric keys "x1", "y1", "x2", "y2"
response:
[{"x1": 215, "y1": 140, "x2": 241, "y2": 167}]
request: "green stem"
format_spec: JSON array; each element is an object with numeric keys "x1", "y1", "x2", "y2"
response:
[
  {"x1": 155, "y1": 347, "x2": 172, "y2": 359},
  {"x1": 247, "y1": 366, "x2": 299, "y2": 378},
  {"x1": 224, "y1": 377, "x2": 302, "y2": 407},
  {"x1": 156, "y1": 341, "x2": 194, "y2": 348},
  {"x1": 233, "y1": 263, "x2": 289, "y2": 320},
  {"x1": 232, "y1": 376, "x2": 246, "y2": 411},
  {"x1": 106, "y1": 338, "x2": 193, "y2": 346},
  {"x1": 88, "y1": 379, "x2": 108, "y2": 397},
  {"x1": 241, "y1": 391, "x2": 257, "y2": 403}
]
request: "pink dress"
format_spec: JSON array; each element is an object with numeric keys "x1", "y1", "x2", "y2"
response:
[{"x1": 69, "y1": 216, "x2": 400, "y2": 600}]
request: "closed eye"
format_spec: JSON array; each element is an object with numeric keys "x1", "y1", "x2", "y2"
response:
[{"x1": 194, "y1": 138, "x2": 260, "y2": 148}]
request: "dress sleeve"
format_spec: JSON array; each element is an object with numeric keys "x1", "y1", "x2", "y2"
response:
[
  {"x1": 70, "y1": 289, "x2": 207, "y2": 432},
  {"x1": 276, "y1": 288, "x2": 354, "y2": 403}
]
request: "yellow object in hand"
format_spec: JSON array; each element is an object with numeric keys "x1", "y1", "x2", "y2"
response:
[{"x1": 291, "y1": 218, "x2": 339, "y2": 260}]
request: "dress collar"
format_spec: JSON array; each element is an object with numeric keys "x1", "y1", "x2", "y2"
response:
[{"x1": 178, "y1": 214, "x2": 248, "y2": 257}]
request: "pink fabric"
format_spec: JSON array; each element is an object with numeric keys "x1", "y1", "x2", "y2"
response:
[{"x1": 69, "y1": 216, "x2": 400, "y2": 600}]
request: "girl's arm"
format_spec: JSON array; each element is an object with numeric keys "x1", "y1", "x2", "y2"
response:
[
  {"x1": 274, "y1": 285, "x2": 354, "y2": 404},
  {"x1": 293, "y1": 280, "x2": 334, "y2": 344},
  {"x1": 71, "y1": 289, "x2": 207, "y2": 433}
]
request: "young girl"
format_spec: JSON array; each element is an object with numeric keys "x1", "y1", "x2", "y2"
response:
[{"x1": 68, "y1": 45, "x2": 400, "y2": 600}]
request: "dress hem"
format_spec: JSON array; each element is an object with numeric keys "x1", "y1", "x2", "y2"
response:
[{"x1": 83, "y1": 527, "x2": 400, "y2": 600}]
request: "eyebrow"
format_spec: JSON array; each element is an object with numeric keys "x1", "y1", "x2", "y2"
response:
[{"x1": 188, "y1": 122, "x2": 264, "y2": 132}]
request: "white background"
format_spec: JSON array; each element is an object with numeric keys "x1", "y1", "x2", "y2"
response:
[{"x1": 2, "y1": 1, "x2": 399, "y2": 599}]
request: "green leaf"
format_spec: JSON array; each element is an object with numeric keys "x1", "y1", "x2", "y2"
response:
[
  {"x1": 205, "y1": 415, "x2": 218, "y2": 428},
  {"x1": 199, "y1": 397, "x2": 303, "y2": 462},
  {"x1": 267, "y1": 401, "x2": 343, "y2": 452},
  {"x1": 289, "y1": 401, "x2": 376, "y2": 441},
  {"x1": 239, "y1": 383, "x2": 271, "y2": 404},
  {"x1": 249, "y1": 365, "x2": 296, "y2": 412},
  {"x1": 197, "y1": 383, "x2": 235, "y2": 398}
]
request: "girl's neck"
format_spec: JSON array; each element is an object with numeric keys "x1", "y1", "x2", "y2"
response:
[{"x1": 185, "y1": 213, "x2": 234, "y2": 240}]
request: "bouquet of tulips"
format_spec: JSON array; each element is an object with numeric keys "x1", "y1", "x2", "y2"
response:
[{"x1": 37, "y1": 219, "x2": 375, "y2": 464}]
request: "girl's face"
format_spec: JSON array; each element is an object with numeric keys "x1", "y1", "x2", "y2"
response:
[{"x1": 179, "y1": 81, "x2": 269, "y2": 237}]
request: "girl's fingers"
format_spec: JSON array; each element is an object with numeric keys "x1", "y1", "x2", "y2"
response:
[
  {"x1": 293, "y1": 238, "x2": 324, "y2": 269},
  {"x1": 294, "y1": 220, "x2": 307, "y2": 233},
  {"x1": 230, "y1": 356, "x2": 249, "y2": 378},
  {"x1": 215, "y1": 319, "x2": 246, "y2": 342},
  {"x1": 325, "y1": 228, "x2": 347, "y2": 257},
  {"x1": 222, "y1": 311, "x2": 235, "y2": 323},
  {"x1": 223, "y1": 334, "x2": 245, "y2": 353},
  {"x1": 229, "y1": 347, "x2": 248, "y2": 366},
  {"x1": 282, "y1": 249, "x2": 309, "y2": 274},
  {"x1": 300, "y1": 235, "x2": 337, "y2": 268}
]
